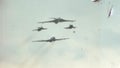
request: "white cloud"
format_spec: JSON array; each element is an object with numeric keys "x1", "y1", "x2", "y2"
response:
[{"x1": 0, "y1": 39, "x2": 120, "y2": 68}]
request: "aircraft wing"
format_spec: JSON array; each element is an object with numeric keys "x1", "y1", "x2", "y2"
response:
[
  {"x1": 38, "y1": 21, "x2": 53, "y2": 23},
  {"x1": 64, "y1": 27, "x2": 70, "y2": 29},
  {"x1": 32, "y1": 40, "x2": 49, "y2": 42},
  {"x1": 64, "y1": 20, "x2": 75, "y2": 22},
  {"x1": 55, "y1": 38, "x2": 69, "y2": 41}
]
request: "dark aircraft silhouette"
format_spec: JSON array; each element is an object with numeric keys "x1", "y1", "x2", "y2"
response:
[
  {"x1": 91, "y1": 0, "x2": 100, "y2": 2},
  {"x1": 32, "y1": 37, "x2": 69, "y2": 42},
  {"x1": 32, "y1": 27, "x2": 47, "y2": 31},
  {"x1": 108, "y1": 5, "x2": 113, "y2": 18},
  {"x1": 38, "y1": 17, "x2": 75, "y2": 24},
  {"x1": 64, "y1": 24, "x2": 76, "y2": 29}
]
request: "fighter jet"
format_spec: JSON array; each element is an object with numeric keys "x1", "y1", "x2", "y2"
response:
[
  {"x1": 32, "y1": 37, "x2": 69, "y2": 42},
  {"x1": 108, "y1": 5, "x2": 113, "y2": 18},
  {"x1": 32, "y1": 27, "x2": 47, "y2": 31},
  {"x1": 64, "y1": 24, "x2": 76, "y2": 29},
  {"x1": 38, "y1": 17, "x2": 75, "y2": 24}
]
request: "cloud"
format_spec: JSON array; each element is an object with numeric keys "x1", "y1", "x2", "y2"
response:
[{"x1": 0, "y1": 39, "x2": 120, "y2": 68}]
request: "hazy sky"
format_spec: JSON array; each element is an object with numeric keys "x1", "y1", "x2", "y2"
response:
[{"x1": 1, "y1": 0, "x2": 120, "y2": 68}]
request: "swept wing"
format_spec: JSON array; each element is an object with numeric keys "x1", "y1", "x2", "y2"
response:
[
  {"x1": 32, "y1": 40, "x2": 50, "y2": 42},
  {"x1": 55, "y1": 38, "x2": 69, "y2": 41}
]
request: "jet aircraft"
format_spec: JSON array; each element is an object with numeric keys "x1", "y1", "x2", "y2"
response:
[
  {"x1": 64, "y1": 24, "x2": 76, "y2": 29},
  {"x1": 38, "y1": 17, "x2": 75, "y2": 24},
  {"x1": 108, "y1": 5, "x2": 113, "y2": 18},
  {"x1": 32, "y1": 27, "x2": 47, "y2": 31},
  {"x1": 91, "y1": 0, "x2": 100, "y2": 2},
  {"x1": 32, "y1": 37, "x2": 69, "y2": 42}
]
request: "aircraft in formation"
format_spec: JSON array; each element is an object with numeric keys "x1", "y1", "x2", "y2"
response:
[
  {"x1": 32, "y1": 27, "x2": 47, "y2": 32},
  {"x1": 64, "y1": 24, "x2": 76, "y2": 29},
  {"x1": 32, "y1": 37, "x2": 69, "y2": 43},
  {"x1": 32, "y1": 17, "x2": 76, "y2": 43},
  {"x1": 32, "y1": 1, "x2": 114, "y2": 44},
  {"x1": 38, "y1": 17, "x2": 75, "y2": 24}
]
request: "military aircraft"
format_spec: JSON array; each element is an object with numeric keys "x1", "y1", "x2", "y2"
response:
[
  {"x1": 32, "y1": 37, "x2": 69, "y2": 42},
  {"x1": 38, "y1": 17, "x2": 75, "y2": 24},
  {"x1": 91, "y1": 0, "x2": 100, "y2": 2},
  {"x1": 32, "y1": 27, "x2": 47, "y2": 31},
  {"x1": 108, "y1": 5, "x2": 113, "y2": 18},
  {"x1": 64, "y1": 24, "x2": 76, "y2": 29}
]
